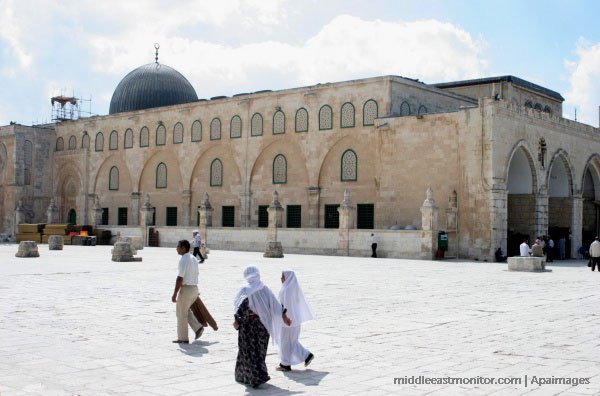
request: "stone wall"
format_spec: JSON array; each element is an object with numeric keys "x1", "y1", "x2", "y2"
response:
[
  {"x1": 102, "y1": 225, "x2": 421, "y2": 258},
  {"x1": 507, "y1": 194, "x2": 536, "y2": 235}
]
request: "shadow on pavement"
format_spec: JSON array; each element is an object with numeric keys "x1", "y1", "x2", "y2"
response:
[
  {"x1": 177, "y1": 341, "x2": 216, "y2": 357},
  {"x1": 283, "y1": 369, "x2": 329, "y2": 386}
]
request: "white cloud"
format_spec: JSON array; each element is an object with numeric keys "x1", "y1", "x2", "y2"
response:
[
  {"x1": 0, "y1": 0, "x2": 33, "y2": 70},
  {"x1": 565, "y1": 38, "x2": 600, "y2": 127},
  {"x1": 88, "y1": 14, "x2": 487, "y2": 102}
]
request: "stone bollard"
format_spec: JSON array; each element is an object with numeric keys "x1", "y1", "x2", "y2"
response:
[
  {"x1": 15, "y1": 241, "x2": 40, "y2": 258},
  {"x1": 48, "y1": 235, "x2": 64, "y2": 250},
  {"x1": 111, "y1": 241, "x2": 142, "y2": 262}
]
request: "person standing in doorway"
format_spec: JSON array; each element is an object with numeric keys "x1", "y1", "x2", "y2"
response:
[
  {"x1": 371, "y1": 233, "x2": 379, "y2": 258},
  {"x1": 192, "y1": 230, "x2": 205, "y2": 263},
  {"x1": 171, "y1": 240, "x2": 203, "y2": 344},
  {"x1": 546, "y1": 235, "x2": 554, "y2": 262},
  {"x1": 590, "y1": 237, "x2": 600, "y2": 271}
]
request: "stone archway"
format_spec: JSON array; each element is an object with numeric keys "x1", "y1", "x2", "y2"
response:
[
  {"x1": 506, "y1": 146, "x2": 537, "y2": 256},
  {"x1": 547, "y1": 153, "x2": 573, "y2": 257},
  {"x1": 582, "y1": 158, "x2": 600, "y2": 249}
]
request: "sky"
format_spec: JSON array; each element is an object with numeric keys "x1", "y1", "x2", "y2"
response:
[{"x1": 1, "y1": 0, "x2": 599, "y2": 127}]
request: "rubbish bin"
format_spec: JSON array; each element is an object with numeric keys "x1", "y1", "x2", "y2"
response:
[
  {"x1": 437, "y1": 231, "x2": 448, "y2": 251},
  {"x1": 436, "y1": 231, "x2": 448, "y2": 259}
]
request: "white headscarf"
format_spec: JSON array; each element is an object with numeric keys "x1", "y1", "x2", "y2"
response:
[
  {"x1": 234, "y1": 266, "x2": 284, "y2": 345},
  {"x1": 279, "y1": 270, "x2": 315, "y2": 327}
]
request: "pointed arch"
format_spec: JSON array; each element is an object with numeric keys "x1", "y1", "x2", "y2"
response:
[
  {"x1": 173, "y1": 122, "x2": 184, "y2": 144},
  {"x1": 504, "y1": 140, "x2": 538, "y2": 194},
  {"x1": 273, "y1": 110, "x2": 285, "y2": 134},
  {"x1": 124, "y1": 128, "x2": 133, "y2": 149},
  {"x1": 273, "y1": 154, "x2": 287, "y2": 184},
  {"x1": 340, "y1": 102, "x2": 355, "y2": 128},
  {"x1": 95, "y1": 132, "x2": 104, "y2": 151},
  {"x1": 295, "y1": 108, "x2": 309, "y2": 132},
  {"x1": 546, "y1": 149, "x2": 574, "y2": 197},
  {"x1": 68, "y1": 135, "x2": 77, "y2": 150},
  {"x1": 109, "y1": 130, "x2": 118, "y2": 150},
  {"x1": 362, "y1": 99, "x2": 378, "y2": 126}
]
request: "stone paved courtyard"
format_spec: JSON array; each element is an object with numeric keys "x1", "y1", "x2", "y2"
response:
[{"x1": 0, "y1": 244, "x2": 599, "y2": 395}]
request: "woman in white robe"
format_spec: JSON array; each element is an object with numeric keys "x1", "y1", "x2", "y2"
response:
[{"x1": 276, "y1": 270, "x2": 315, "y2": 371}]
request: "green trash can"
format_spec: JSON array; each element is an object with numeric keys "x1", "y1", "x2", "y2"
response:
[{"x1": 438, "y1": 231, "x2": 448, "y2": 251}]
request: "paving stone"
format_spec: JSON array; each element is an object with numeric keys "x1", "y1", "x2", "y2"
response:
[{"x1": 0, "y1": 244, "x2": 599, "y2": 395}]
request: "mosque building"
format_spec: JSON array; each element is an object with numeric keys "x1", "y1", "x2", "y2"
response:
[{"x1": 0, "y1": 52, "x2": 598, "y2": 260}]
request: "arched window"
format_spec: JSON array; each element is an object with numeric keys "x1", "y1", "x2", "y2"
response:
[
  {"x1": 273, "y1": 154, "x2": 287, "y2": 184},
  {"x1": 24, "y1": 140, "x2": 33, "y2": 186},
  {"x1": 68, "y1": 135, "x2": 77, "y2": 150},
  {"x1": 210, "y1": 118, "x2": 221, "y2": 140},
  {"x1": 56, "y1": 137, "x2": 64, "y2": 151},
  {"x1": 230, "y1": 116, "x2": 242, "y2": 138},
  {"x1": 543, "y1": 105, "x2": 552, "y2": 114},
  {"x1": 156, "y1": 125, "x2": 166, "y2": 146},
  {"x1": 95, "y1": 132, "x2": 104, "y2": 151},
  {"x1": 81, "y1": 133, "x2": 90, "y2": 149},
  {"x1": 363, "y1": 100, "x2": 378, "y2": 126},
  {"x1": 273, "y1": 110, "x2": 285, "y2": 134},
  {"x1": 109, "y1": 166, "x2": 119, "y2": 190},
  {"x1": 340, "y1": 102, "x2": 355, "y2": 128},
  {"x1": 191, "y1": 120, "x2": 202, "y2": 142},
  {"x1": 418, "y1": 105, "x2": 428, "y2": 115},
  {"x1": 534, "y1": 103, "x2": 543, "y2": 111},
  {"x1": 156, "y1": 162, "x2": 167, "y2": 188},
  {"x1": 140, "y1": 127, "x2": 149, "y2": 147},
  {"x1": 341, "y1": 149, "x2": 357, "y2": 181},
  {"x1": 210, "y1": 159, "x2": 223, "y2": 186},
  {"x1": 524, "y1": 100, "x2": 533, "y2": 108},
  {"x1": 251, "y1": 113, "x2": 263, "y2": 136},
  {"x1": 109, "y1": 130, "x2": 118, "y2": 150},
  {"x1": 319, "y1": 105, "x2": 333, "y2": 130},
  {"x1": 124, "y1": 129, "x2": 133, "y2": 149},
  {"x1": 173, "y1": 122, "x2": 184, "y2": 144},
  {"x1": 400, "y1": 101, "x2": 411, "y2": 116},
  {"x1": 295, "y1": 108, "x2": 308, "y2": 132}
]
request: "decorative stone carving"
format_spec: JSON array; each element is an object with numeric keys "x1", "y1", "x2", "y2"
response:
[
  {"x1": 199, "y1": 192, "x2": 213, "y2": 253},
  {"x1": 48, "y1": 235, "x2": 64, "y2": 250},
  {"x1": 140, "y1": 194, "x2": 155, "y2": 226},
  {"x1": 15, "y1": 200, "x2": 24, "y2": 226},
  {"x1": 15, "y1": 241, "x2": 39, "y2": 257},
  {"x1": 47, "y1": 197, "x2": 60, "y2": 224},
  {"x1": 337, "y1": 190, "x2": 356, "y2": 255},
  {"x1": 264, "y1": 191, "x2": 284, "y2": 258},
  {"x1": 420, "y1": 187, "x2": 439, "y2": 259},
  {"x1": 92, "y1": 196, "x2": 103, "y2": 226}
]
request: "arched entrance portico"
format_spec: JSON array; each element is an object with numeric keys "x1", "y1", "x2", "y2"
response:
[
  {"x1": 547, "y1": 153, "x2": 573, "y2": 258},
  {"x1": 582, "y1": 157, "x2": 600, "y2": 250},
  {"x1": 506, "y1": 146, "x2": 537, "y2": 256}
]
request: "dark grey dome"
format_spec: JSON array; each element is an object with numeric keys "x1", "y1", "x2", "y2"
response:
[{"x1": 109, "y1": 63, "x2": 198, "y2": 115}]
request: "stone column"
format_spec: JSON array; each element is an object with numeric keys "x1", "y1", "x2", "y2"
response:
[
  {"x1": 490, "y1": 185, "x2": 508, "y2": 257},
  {"x1": 91, "y1": 196, "x2": 103, "y2": 226},
  {"x1": 198, "y1": 192, "x2": 213, "y2": 244},
  {"x1": 239, "y1": 191, "x2": 252, "y2": 227},
  {"x1": 534, "y1": 189, "x2": 549, "y2": 239},
  {"x1": 420, "y1": 187, "x2": 439, "y2": 259},
  {"x1": 46, "y1": 197, "x2": 60, "y2": 224},
  {"x1": 15, "y1": 200, "x2": 24, "y2": 236},
  {"x1": 571, "y1": 193, "x2": 583, "y2": 258},
  {"x1": 337, "y1": 190, "x2": 355, "y2": 256},
  {"x1": 181, "y1": 190, "x2": 192, "y2": 227},
  {"x1": 445, "y1": 190, "x2": 459, "y2": 257},
  {"x1": 264, "y1": 191, "x2": 284, "y2": 258},
  {"x1": 308, "y1": 186, "x2": 321, "y2": 228},
  {"x1": 140, "y1": 194, "x2": 155, "y2": 226},
  {"x1": 130, "y1": 192, "x2": 141, "y2": 226}
]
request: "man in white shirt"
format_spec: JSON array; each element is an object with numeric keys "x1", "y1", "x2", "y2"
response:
[
  {"x1": 590, "y1": 236, "x2": 600, "y2": 271},
  {"x1": 519, "y1": 238, "x2": 531, "y2": 257},
  {"x1": 370, "y1": 233, "x2": 379, "y2": 258},
  {"x1": 171, "y1": 240, "x2": 203, "y2": 343},
  {"x1": 192, "y1": 230, "x2": 205, "y2": 263}
]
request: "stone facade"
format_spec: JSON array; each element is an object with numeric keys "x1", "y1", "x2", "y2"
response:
[{"x1": 1, "y1": 72, "x2": 599, "y2": 261}]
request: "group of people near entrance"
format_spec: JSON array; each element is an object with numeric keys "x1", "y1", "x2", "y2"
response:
[
  {"x1": 518, "y1": 235, "x2": 563, "y2": 261},
  {"x1": 171, "y1": 235, "x2": 315, "y2": 389}
]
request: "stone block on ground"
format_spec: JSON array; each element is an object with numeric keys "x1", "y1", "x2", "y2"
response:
[
  {"x1": 48, "y1": 235, "x2": 64, "y2": 250},
  {"x1": 507, "y1": 256, "x2": 546, "y2": 272},
  {"x1": 15, "y1": 241, "x2": 40, "y2": 258},
  {"x1": 264, "y1": 241, "x2": 284, "y2": 258},
  {"x1": 111, "y1": 241, "x2": 142, "y2": 262}
]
